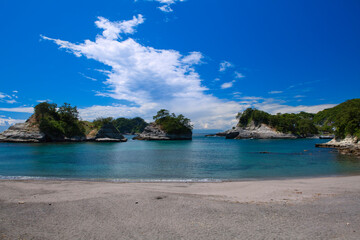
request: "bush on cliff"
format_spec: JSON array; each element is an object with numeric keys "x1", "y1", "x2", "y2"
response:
[
  {"x1": 153, "y1": 109, "x2": 192, "y2": 135},
  {"x1": 113, "y1": 117, "x2": 148, "y2": 134},
  {"x1": 314, "y1": 99, "x2": 360, "y2": 138},
  {"x1": 236, "y1": 108, "x2": 318, "y2": 137},
  {"x1": 93, "y1": 117, "x2": 148, "y2": 134},
  {"x1": 34, "y1": 102, "x2": 85, "y2": 138}
]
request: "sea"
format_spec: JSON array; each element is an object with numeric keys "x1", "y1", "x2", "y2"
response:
[{"x1": 0, "y1": 134, "x2": 359, "y2": 182}]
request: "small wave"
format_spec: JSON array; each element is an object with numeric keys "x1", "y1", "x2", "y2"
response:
[{"x1": 0, "y1": 175, "x2": 224, "y2": 183}]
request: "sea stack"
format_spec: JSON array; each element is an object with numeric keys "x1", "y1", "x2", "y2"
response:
[
  {"x1": 134, "y1": 109, "x2": 192, "y2": 140},
  {"x1": 316, "y1": 137, "x2": 360, "y2": 157},
  {"x1": 223, "y1": 121, "x2": 298, "y2": 139},
  {"x1": 0, "y1": 115, "x2": 45, "y2": 143},
  {"x1": 133, "y1": 122, "x2": 192, "y2": 140},
  {"x1": 0, "y1": 102, "x2": 128, "y2": 143}
]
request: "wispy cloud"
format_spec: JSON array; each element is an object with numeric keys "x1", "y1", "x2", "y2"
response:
[
  {"x1": 42, "y1": 16, "x2": 338, "y2": 129},
  {"x1": 0, "y1": 117, "x2": 26, "y2": 127},
  {"x1": 268, "y1": 90, "x2": 283, "y2": 94},
  {"x1": 219, "y1": 61, "x2": 233, "y2": 72},
  {"x1": 42, "y1": 15, "x2": 243, "y2": 129},
  {"x1": 0, "y1": 91, "x2": 18, "y2": 104},
  {"x1": 0, "y1": 107, "x2": 34, "y2": 113},
  {"x1": 294, "y1": 95, "x2": 305, "y2": 98},
  {"x1": 154, "y1": 0, "x2": 185, "y2": 12},
  {"x1": 79, "y1": 72, "x2": 97, "y2": 81},
  {"x1": 36, "y1": 99, "x2": 52, "y2": 103},
  {"x1": 5, "y1": 100, "x2": 17, "y2": 104},
  {"x1": 221, "y1": 80, "x2": 235, "y2": 89},
  {"x1": 234, "y1": 71, "x2": 245, "y2": 78},
  {"x1": 95, "y1": 15, "x2": 144, "y2": 40}
]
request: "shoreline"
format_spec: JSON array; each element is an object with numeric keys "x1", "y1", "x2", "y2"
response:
[
  {"x1": 1, "y1": 175, "x2": 360, "y2": 239},
  {"x1": 1, "y1": 172, "x2": 360, "y2": 183}
]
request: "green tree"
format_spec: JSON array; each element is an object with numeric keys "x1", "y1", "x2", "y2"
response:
[{"x1": 153, "y1": 109, "x2": 192, "y2": 134}]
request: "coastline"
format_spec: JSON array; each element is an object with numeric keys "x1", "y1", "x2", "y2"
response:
[{"x1": 1, "y1": 176, "x2": 360, "y2": 239}]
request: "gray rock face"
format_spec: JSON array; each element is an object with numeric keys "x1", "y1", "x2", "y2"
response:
[
  {"x1": 0, "y1": 122, "x2": 45, "y2": 143},
  {"x1": 316, "y1": 136, "x2": 360, "y2": 157},
  {"x1": 224, "y1": 122, "x2": 297, "y2": 139},
  {"x1": 0, "y1": 118, "x2": 127, "y2": 143},
  {"x1": 92, "y1": 124, "x2": 127, "y2": 142},
  {"x1": 134, "y1": 123, "x2": 192, "y2": 140}
]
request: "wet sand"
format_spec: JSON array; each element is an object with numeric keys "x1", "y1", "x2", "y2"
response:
[{"x1": 1, "y1": 176, "x2": 360, "y2": 239}]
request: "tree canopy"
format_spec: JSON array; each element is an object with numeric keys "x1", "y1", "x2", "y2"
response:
[
  {"x1": 34, "y1": 102, "x2": 84, "y2": 138},
  {"x1": 236, "y1": 108, "x2": 318, "y2": 137},
  {"x1": 314, "y1": 99, "x2": 360, "y2": 138},
  {"x1": 236, "y1": 99, "x2": 360, "y2": 138},
  {"x1": 153, "y1": 109, "x2": 192, "y2": 134}
]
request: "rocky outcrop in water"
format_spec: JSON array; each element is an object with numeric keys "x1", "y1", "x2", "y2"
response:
[
  {"x1": 316, "y1": 137, "x2": 360, "y2": 157},
  {"x1": 0, "y1": 116, "x2": 127, "y2": 143},
  {"x1": 91, "y1": 124, "x2": 127, "y2": 142},
  {"x1": 0, "y1": 115, "x2": 45, "y2": 143},
  {"x1": 217, "y1": 122, "x2": 298, "y2": 139},
  {"x1": 133, "y1": 123, "x2": 192, "y2": 140}
]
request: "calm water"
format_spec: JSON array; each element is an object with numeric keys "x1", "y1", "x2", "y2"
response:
[{"x1": 0, "y1": 134, "x2": 359, "y2": 181}]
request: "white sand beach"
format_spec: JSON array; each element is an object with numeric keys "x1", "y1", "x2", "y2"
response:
[{"x1": 1, "y1": 176, "x2": 360, "y2": 239}]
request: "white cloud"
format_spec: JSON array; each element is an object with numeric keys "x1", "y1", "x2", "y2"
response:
[
  {"x1": 240, "y1": 96, "x2": 264, "y2": 101},
  {"x1": 79, "y1": 72, "x2": 97, "y2": 81},
  {"x1": 0, "y1": 92, "x2": 9, "y2": 99},
  {"x1": 42, "y1": 16, "x2": 339, "y2": 130},
  {"x1": 221, "y1": 80, "x2": 235, "y2": 89},
  {"x1": 294, "y1": 95, "x2": 305, "y2": 98},
  {"x1": 0, "y1": 117, "x2": 26, "y2": 127},
  {"x1": 0, "y1": 107, "x2": 34, "y2": 113},
  {"x1": 36, "y1": 99, "x2": 52, "y2": 103},
  {"x1": 254, "y1": 103, "x2": 336, "y2": 115},
  {"x1": 154, "y1": 0, "x2": 185, "y2": 12},
  {"x1": 268, "y1": 90, "x2": 283, "y2": 94},
  {"x1": 181, "y1": 51, "x2": 203, "y2": 64},
  {"x1": 95, "y1": 15, "x2": 144, "y2": 40},
  {"x1": 234, "y1": 71, "x2": 245, "y2": 78},
  {"x1": 5, "y1": 100, "x2": 17, "y2": 104},
  {"x1": 219, "y1": 61, "x2": 233, "y2": 72},
  {"x1": 0, "y1": 91, "x2": 18, "y2": 104}
]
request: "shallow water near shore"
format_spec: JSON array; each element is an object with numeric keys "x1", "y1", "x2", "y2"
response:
[{"x1": 0, "y1": 134, "x2": 359, "y2": 181}]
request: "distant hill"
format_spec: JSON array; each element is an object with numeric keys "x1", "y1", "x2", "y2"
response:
[
  {"x1": 314, "y1": 99, "x2": 360, "y2": 139},
  {"x1": 228, "y1": 98, "x2": 360, "y2": 139}
]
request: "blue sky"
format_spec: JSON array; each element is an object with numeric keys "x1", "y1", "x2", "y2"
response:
[{"x1": 0, "y1": 0, "x2": 359, "y2": 131}]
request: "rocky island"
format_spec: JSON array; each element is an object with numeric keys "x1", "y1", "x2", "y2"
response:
[
  {"x1": 314, "y1": 99, "x2": 360, "y2": 157},
  {"x1": 134, "y1": 109, "x2": 192, "y2": 140},
  {"x1": 214, "y1": 107, "x2": 319, "y2": 139},
  {"x1": 0, "y1": 102, "x2": 127, "y2": 143},
  {"x1": 208, "y1": 99, "x2": 360, "y2": 157}
]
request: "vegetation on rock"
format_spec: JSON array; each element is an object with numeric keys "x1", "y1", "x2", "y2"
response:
[
  {"x1": 93, "y1": 117, "x2": 148, "y2": 134},
  {"x1": 236, "y1": 108, "x2": 318, "y2": 137},
  {"x1": 113, "y1": 117, "x2": 148, "y2": 134},
  {"x1": 153, "y1": 109, "x2": 192, "y2": 135},
  {"x1": 314, "y1": 99, "x2": 360, "y2": 139},
  {"x1": 236, "y1": 99, "x2": 360, "y2": 138},
  {"x1": 34, "y1": 102, "x2": 85, "y2": 138}
]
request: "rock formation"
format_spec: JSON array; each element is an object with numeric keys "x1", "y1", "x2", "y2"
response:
[
  {"x1": 0, "y1": 115, "x2": 45, "y2": 143},
  {"x1": 316, "y1": 136, "x2": 360, "y2": 157},
  {"x1": 217, "y1": 121, "x2": 298, "y2": 139},
  {"x1": 91, "y1": 124, "x2": 127, "y2": 142},
  {"x1": 0, "y1": 116, "x2": 127, "y2": 143},
  {"x1": 133, "y1": 123, "x2": 192, "y2": 140}
]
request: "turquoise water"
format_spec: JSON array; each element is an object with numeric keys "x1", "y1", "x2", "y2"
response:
[{"x1": 0, "y1": 134, "x2": 360, "y2": 181}]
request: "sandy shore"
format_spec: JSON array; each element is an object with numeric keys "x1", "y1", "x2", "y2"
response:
[{"x1": 1, "y1": 176, "x2": 360, "y2": 239}]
